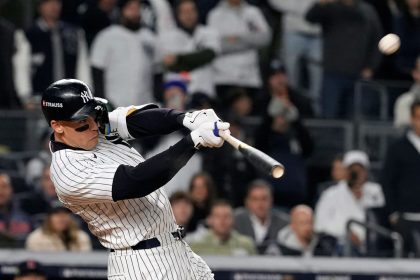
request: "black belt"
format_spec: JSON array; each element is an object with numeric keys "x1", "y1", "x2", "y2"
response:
[{"x1": 110, "y1": 230, "x2": 183, "y2": 252}]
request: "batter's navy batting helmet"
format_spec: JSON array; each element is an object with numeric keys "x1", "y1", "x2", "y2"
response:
[{"x1": 41, "y1": 79, "x2": 109, "y2": 127}]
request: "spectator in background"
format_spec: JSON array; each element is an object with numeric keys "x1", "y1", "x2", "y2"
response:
[
  {"x1": 79, "y1": 0, "x2": 119, "y2": 48},
  {"x1": 59, "y1": 0, "x2": 86, "y2": 25},
  {"x1": 277, "y1": 204, "x2": 336, "y2": 256},
  {"x1": 223, "y1": 88, "x2": 253, "y2": 120},
  {"x1": 187, "y1": 91, "x2": 214, "y2": 110},
  {"x1": 315, "y1": 150, "x2": 385, "y2": 254},
  {"x1": 382, "y1": 100, "x2": 420, "y2": 257},
  {"x1": 266, "y1": 60, "x2": 315, "y2": 118},
  {"x1": 0, "y1": 16, "x2": 31, "y2": 109},
  {"x1": 255, "y1": 84, "x2": 314, "y2": 209},
  {"x1": 160, "y1": 79, "x2": 188, "y2": 111},
  {"x1": 194, "y1": 0, "x2": 220, "y2": 25},
  {"x1": 363, "y1": 0, "x2": 403, "y2": 81},
  {"x1": 25, "y1": 206, "x2": 91, "y2": 252},
  {"x1": 190, "y1": 200, "x2": 256, "y2": 256},
  {"x1": 234, "y1": 180, "x2": 289, "y2": 253},
  {"x1": 306, "y1": 0, "x2": 382, "y2": 119},
  {"x1": 315, "y1": 154, "x2": 347, "y2": 202},
  {"x1": 208, "y1": 0, "x2": 271, "y2": 109},
  {"x1": 169, "y1": 191, "x2": 194, "y2": 233},
  {"x1": 20, "y1": 166, "x2": 61, "y2": 216},
  {"x1": 394, "y1": 56, "x2": 420, "y2": 129},
  {"x1": 159, "y1": 0, "x2": 220, "y2": 97},
  {"x1": 0, "y1": 173, "x2": 32, "y2": 248},
  {"x1": 14, "y1": 260, "x2": 47, "y2": 280},
  {"x1": 91, "y1": 0, "x2": 157, "y2": 106},
  {"x1": 25, "y1": 129, "x2": 51, "y2": 187},
  {"x1": 187, "y1": 172, "x2": 216, "y2": 232},
  {"x1": 25, "y1": 0, "x2": 91, "y2": 96},
  {"x1": 140, "y1": 0, "x2": 176, "y2": 34},
  {"x1": 268, "y1": 0, "x2": 322, "y2": 114},
  {"x1": 392, "y1": 0, "x2": 420, "y2": 78}
]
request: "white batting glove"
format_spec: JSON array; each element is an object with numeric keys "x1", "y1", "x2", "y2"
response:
[
  {"x1": 183, "y1": 109, "x2": 221, "y2": 131},
  {"x1": 190, "y1": 121, "x2": 230, "y2": 149}
]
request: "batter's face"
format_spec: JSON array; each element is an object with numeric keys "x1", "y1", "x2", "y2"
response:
[{"x1": 51, "y1": 116, "x2": 99, "y2": 150}]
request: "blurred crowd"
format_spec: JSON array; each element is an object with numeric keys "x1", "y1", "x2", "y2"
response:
[{"x1": 0, "y1": 0, "x2": 419, "y2": 261}]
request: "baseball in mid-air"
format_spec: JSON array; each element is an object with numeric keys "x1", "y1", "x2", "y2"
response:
[{"x1": 378, "y1": 33, "x2": 401, "y2": 55}]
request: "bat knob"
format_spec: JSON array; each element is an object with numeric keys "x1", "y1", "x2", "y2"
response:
[{"x1": 271, "y1": 165, "x2": 285, "y2": 179}]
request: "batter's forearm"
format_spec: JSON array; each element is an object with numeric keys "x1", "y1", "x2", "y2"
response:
[
  {"x1": 111, "y1": 135, "x2": 195, "y2": 201},
  {"x1": 127, "y1": 108, "x2": 186, "y2": 138}
]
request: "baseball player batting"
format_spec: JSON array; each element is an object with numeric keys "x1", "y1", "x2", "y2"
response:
[{"x1": 40, "y1": 79, "x2": 230, "y2": 279}]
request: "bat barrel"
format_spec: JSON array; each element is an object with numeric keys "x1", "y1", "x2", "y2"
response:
[
  {"x1": 238, "y1": 145, "x2": 285, "y2": 179},
  {"x1": 271, "y1": 165, "x2": 285, "y2": 179},
  {"x1": 221, "y1": 133, "x2": 285, "y2": 179}
]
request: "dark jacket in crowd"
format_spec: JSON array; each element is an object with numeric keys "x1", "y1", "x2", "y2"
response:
[
  {"x1": 0, "y1": 18, "x2": 21, "y2": 109},
  {"x1": 79, "y1": 2, "x2": 117, "y2": 47},
  {"x1": 393, "y1": 12, "x2": 420, "y2": 75},
  {"x1": 234, "y1": 207, "x2": 289, "y2": 252},
  {"x1": 306, "y1": 0, "x2": 382, "y2": 77},
  {"x1": 25, "y1": 20, "x2": 81, "y2": 95},
  {"x1": 381, "y1": 135, "x2": 420, "y2": 214}
]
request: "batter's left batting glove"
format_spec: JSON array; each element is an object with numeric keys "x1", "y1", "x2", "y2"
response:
[
  {"x1": 183, "y1": 109, "x2": 221, "y2": 131},
  {"x1": 190, "y1": 121, "x2": 230, "y2": 149}
]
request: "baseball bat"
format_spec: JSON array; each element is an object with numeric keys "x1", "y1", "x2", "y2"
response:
[{"x1": 220, "y1": 133, "x2": 285, "y2": 179}]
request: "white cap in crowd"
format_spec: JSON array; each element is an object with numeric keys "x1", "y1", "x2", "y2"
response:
[{"x1": 343, "y1": 150, "x2": 370, "y2": 168}]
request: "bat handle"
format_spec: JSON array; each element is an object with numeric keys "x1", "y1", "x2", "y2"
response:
[{"x1": 219, "y1": 132, "x2": 244, "y2": 150}]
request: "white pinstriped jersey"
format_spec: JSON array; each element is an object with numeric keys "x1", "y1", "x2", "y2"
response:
[{"x1": 50, "y1": 134, "x2": 178, "y2": 250}]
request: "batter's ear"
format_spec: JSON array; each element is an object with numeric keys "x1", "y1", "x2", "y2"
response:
[{"x1": 51, "y1": 120, "x2": 64, "y2": 134}]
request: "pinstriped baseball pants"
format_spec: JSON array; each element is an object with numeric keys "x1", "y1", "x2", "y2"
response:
[{"x1": 107, "y1": 232, "x2": 214, "y2": 280}]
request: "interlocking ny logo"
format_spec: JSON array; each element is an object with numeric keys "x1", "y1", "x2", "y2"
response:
[{"x1": 80, "y1": 90, "x2": 91, "y2": 103}]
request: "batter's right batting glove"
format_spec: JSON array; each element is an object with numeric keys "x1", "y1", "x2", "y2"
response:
[
  {"x1": 190, "y1": 121, "x2": 230, "y2": 149},
  {"x1": 183, "y1": 109, "x2": 221, "y2": 131}
]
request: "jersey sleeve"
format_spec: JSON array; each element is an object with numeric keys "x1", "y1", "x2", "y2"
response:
[{"x1": 50, "y1": 150, "x2": 119, "y2": 205}]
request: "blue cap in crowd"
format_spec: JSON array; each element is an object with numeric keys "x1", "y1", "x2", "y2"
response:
[{"x1": 163, "y1": 80, "x2": 188, "y2": 94}]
